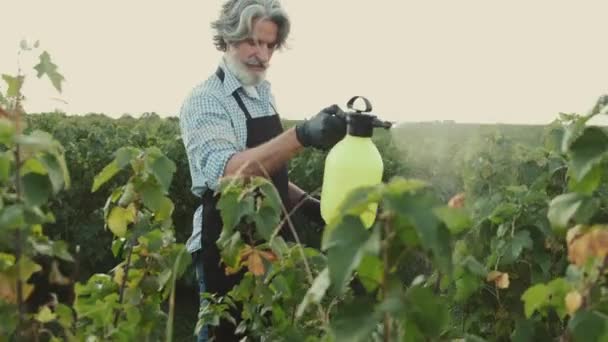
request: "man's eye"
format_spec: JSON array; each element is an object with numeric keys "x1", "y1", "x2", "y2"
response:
[
  {"x1": 268, "y1": 43, "x2": 276, "y2": 50},
  {"x1": 246, "y1": 38, "x2": 256, "y2": 46}
]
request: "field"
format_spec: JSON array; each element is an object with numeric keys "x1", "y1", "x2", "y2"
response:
[{"x1": 3, "y1": 49, "x2": 608, "y2": 341}]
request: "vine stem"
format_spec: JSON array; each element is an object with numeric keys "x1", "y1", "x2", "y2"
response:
[
  {"x1": 13, "y1": 49, "x2": 25, "y2": 336},
  {"x1": 113, "y1": 201, "x2": 139, "y2": 327},
  {"x1": 382, "y1": 218, "x2": 391, "y2": 342},
  {"x1": 113, "y1": 243, "x2": 133, "y2": 327}
]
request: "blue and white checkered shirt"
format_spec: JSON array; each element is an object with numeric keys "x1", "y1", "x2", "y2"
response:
[{"x1": 179, "y1": 57, "x2": 278, "y2": 253}]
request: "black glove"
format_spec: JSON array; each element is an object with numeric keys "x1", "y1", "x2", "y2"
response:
[{"x1": 295, "y1": 105, "x2": 347, "y2": 150}]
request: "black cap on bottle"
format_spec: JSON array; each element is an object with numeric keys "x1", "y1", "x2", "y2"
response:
[
  {"x1": 344, "y1": 96, "x2": 393, "y2": 137},
  {"x1": 347, "y1": 114, "x2": 375, "y2": 137}
]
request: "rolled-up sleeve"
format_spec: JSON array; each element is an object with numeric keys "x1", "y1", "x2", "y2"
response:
[{"x1": 179, "y1": 92, "x2": 239, "y2": 194}]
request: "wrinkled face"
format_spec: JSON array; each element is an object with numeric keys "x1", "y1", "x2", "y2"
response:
[{"x1": 226, "y1": 18, "x2": 278, "y2": 86}]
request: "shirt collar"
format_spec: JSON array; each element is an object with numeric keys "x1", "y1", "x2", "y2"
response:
[{"x1": 219, "y1": 57, "x2": 270, "y2": 100}]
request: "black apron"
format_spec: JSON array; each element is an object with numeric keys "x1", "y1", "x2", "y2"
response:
[{"x1": 198, "y1": 67, "x2": 290, "y2": 341}]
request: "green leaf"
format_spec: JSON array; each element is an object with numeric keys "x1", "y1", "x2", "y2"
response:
[
  {"x1": 15, "y1": 131, "x2": 62, "y2": 157},
  {"x1": 35, "y1": 306, "x2": 56, "y2": 323},
  {"x1": 433, "y1": 206, "x2": 472, "y2": 234},
  {"x1": 462, "y1": 256, "x2": 488, "y2": 277},
  {"x1": 568, "y1": 163, "x2": 602, "y2": 195},
  {"x1": 107, "y1": 206, "x2": 135, "y2": 237},
  {"x1": 501, "y1": 230, "x2": 533, "y2": 265},
  {"x1": 253, "y1": 205, "x2": 280, "y2": 241},
  {"x1": 91, "y1": 160, "x2": 120, "y2": 192},
  {"x1": 0, "y1": 205, "x2": 25, "y2": 229},
  {"x1": 404, "y1": 285, "x2": 449, "y2": 336},
  {"x1": 21, "y1": 173, "x2": 52, "y2": 206},
  {"x1": 253, "y1": 179, "x2": 282, "y2": 240},
  {"x1": 257, "y1": 179, "x2": 282, "y2": 212},
  {"x1": 385, "y1": 190, "x2": 451, "y2": 273},
  {"x1": 39, "y1": 153, "x2": 69, "y2": 193},
  {"x1": 522, "y1": 283, "x2": 549, "y2": 318},
  {"x1": 0, "y1": 152, "x2": 11, "y2": 183},
  {"x1": 112, "y1": 238, "x2": 126, "y2": 257},
  {"x1": 296, "y1": 267, "x2": 330, "y2": 318},
  {"x1": 0, "y1": 118, "x2": 15, "y2": 146},
  {"x1": 217, "y1": 190, "x2": 255, "y2": 232},
  {"x1": 2, "y1": 74, "x2": 24, "y2": 98},
  {"x1": 20, "y1": 39, "x2": 31, "y2": 51},
  {"x1": 118, "y1": 182, "x2": 136, "y2": 207},
  {"x1": 34, "y1": 51, "x2": 65, "y2": 92},
  {"x1": 356, "y1": 254, "x2": 383, "y2": 292},
  {"x1": 568, "y1": 310, "x2": 608, "y2": 342},
  {"x1": 217, "y1": 231, "x2": 244, "y2": 269},
  {"x1": 548, "y1": 193, "x2": 584, "y2": 231},
  {"x1": 116, "y1": 147, "x2": 140, "y2": 168},
  {"x1": 51, "y1": 240, "x2": 74, "y2": 262},
  {"x1": 489, "y1": 202, "x2": 519, "y2": 224},
  {"x1": 145, "y1": 147, "x2": 176, "y2": 192},
  {"x1": 568, "y1": 127, "x2": 608, "y2": 181},
  {"x1": 511, "y1": 318, "x2": 536, "y2": 342},
  {"x1": 155, "y1": 196, "x2": 174, "y2": 223},
  {"x1": 157, "y1": 268, "x2": 172, "y2": 290},
  {"x1": 546, "y1": 278, "x2": 572, "y2": 319},
  {"x1": 139, "y1": 181, "x2": 164, "y2": 211},
  {"x1": 323, "y1": 216, "x2": 371, "y2": 295},
  {"x1": 330, "y1": 297, "x2": 379, "y2": 342},
  {"x1": 55, "y1": 303, "x2": 73, "y2": 329},
  {"x1": 0, "y1": 89, "x2": 7, "y2": 106},
  {"x1": 454, "y1": 272, "x2": 481, "y2": 302}
]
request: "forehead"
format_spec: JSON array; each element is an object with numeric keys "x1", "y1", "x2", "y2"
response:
[{"x1": 251, "y1": 19, "x2": 278, "y2": 42}]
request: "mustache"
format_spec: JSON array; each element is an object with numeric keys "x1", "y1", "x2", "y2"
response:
[{"x1": 244, "y1": 57, "x2": 268, "y2": 68}]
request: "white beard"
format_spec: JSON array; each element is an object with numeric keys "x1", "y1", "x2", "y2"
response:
[{"x1": 224, "y1": 51, "x2": 266, "y2": 86}]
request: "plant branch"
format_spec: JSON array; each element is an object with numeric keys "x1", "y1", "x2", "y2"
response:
[
  {"x1": 382, "y1": 219, "x2": 391, "y2": 342},
  {"x1": 114, "y1": 241, "x2": 134, "y2": 327},
  {"x1": 12, "y1": 88, "x2": 25, "y2": 335}
]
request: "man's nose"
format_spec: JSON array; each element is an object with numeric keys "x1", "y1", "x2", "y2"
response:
[{"x1": 256, "y1": 45, "x2": 269, "y2": 62}]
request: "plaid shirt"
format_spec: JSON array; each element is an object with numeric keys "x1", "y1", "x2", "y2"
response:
[{"x1": 179, "y1": 58, "x2": 278, "y2": 253}]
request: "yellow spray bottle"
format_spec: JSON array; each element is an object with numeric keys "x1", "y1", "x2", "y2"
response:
[{"x1": 320, "y1": 96, "x2": 393, "y2": 228}]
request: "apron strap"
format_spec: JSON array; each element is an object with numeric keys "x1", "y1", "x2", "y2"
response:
[{"x1": 215, "y1": 67, "x2": 253, "y2": 120}]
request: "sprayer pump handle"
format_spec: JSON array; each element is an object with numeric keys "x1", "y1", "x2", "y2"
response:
[{"x1": 347, "y1": 96, "x2": 373, "y2": 113}]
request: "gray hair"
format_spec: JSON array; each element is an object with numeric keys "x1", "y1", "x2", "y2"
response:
[{"x1": 211, "y1": 0, "x2": 291, "y2": 51}]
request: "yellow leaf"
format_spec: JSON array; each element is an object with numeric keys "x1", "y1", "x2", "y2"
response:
[
  {"x1": 107, "y1": 206, "x2": 135, "y2": 237},
  {"x1": 590, "y1": 227, "x2": 608, "y2": 259},
  {"x1": 32, "y1": 224, "x2": 43, "y2": 236},
  {"x1": 496, "y1": 273, "x2": 510, "y2": 289},
  {"x1": 35, "y1": 306, "x2": 56, "y2": 323},
  {"x1": 0, "y1": 273, "x2": 35, "y2": 304},
  {"x1": 486, "y1": 271, "x2": 510, "y2": 289},
  {"x1": 247, "y1": 251, "x2": 265, "y2": 277},
  {"x1": 568, "y1": 232, "x2": 593, "y2": 266},
  {"x1": 448, "y1": 193, "x2": 465, "y2": 208},
  {"x1": 0, "y1": 273, "x2": 15, "y2": 303},
  {"x1": 239, "y1": 245, "x2": 253, "y2": 262},
  {"x1": 113, "y1": 266, "x2": 124, "y2": 286},
  {"x1": 566, "y1": 224, "x2": 585, "y2": 245},
  {"x1": 258, "y1": 250, "x2": 278, "y2": 262},
  {"x1": 224, "y1": 266, "x2": 241, "y2": 275},
  {"x1": 565, "y1": 290, "x2": 583, "y2": 315}
]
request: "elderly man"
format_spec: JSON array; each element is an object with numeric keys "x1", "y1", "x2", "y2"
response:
[{"x1": 178, "y1": 0, "x2": 346, "y2": 340}]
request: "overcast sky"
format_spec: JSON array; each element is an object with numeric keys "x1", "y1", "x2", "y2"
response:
[{"x1": 1, "y1": 0, "x2": 607, "y2": 124}]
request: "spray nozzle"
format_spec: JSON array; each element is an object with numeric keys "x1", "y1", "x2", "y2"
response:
[
  {"x1": 344, "y1": 96, "x2": 393, "y2": 134},
  {"x1": 341, "y1": 96, "x2": 394, "y2": 137},
  {"x1": 372, "y1": 118, "x2": 393, "y2": 130}
]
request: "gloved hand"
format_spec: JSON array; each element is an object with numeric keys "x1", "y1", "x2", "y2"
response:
[{"x1": 295, "y1": 105, "x2": 347, "y2": 150}]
